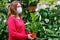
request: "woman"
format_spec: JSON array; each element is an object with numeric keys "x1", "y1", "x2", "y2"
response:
[{"x1": 7, "y1": 1, "x2": 33, "y2": 40}]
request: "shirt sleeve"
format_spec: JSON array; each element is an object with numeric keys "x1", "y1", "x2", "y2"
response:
[{"x1": 7, "y1": 16, "x2": 28, "y2": 39}]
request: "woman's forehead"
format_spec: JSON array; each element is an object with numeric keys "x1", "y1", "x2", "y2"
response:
[{"x1": 17, "y1": 3, "x2": 21, "y2": 7}]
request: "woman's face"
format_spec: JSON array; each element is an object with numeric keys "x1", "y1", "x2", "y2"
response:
[{"x1": 17, "y1": 3, "x2": 22, "y2": 14}]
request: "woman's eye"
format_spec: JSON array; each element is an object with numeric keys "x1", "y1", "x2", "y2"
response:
[{"x1": 17, "y1": 6, "x2": 21, "y2": 7}]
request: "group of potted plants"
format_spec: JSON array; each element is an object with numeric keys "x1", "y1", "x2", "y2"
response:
[
  {"x1": 25, "y1": 0, "x2": 60, "y2": 40},
  {"x1": 0, "y1": 0, "x2": 60, "y2": 40}
]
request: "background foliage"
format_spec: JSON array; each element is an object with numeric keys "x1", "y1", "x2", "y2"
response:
[{"x1": 0, "y1": 0, "x2": 60, "y2": 40}]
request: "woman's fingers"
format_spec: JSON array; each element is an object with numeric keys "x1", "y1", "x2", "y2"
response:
[{"x1": 28, "y1": 34, "x2": 34, "y2": 40}]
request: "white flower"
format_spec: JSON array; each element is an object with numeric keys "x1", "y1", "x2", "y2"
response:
[
  {"x1": 59, "y1": 28, "x2": 60, "y2": 30},
  {"x1": 45, "y1": 18, "x2": 49, "y2": 23},
  {"x1": 55, "y1": 28, "x2": 57, "y2": 30},
  {"x1": 35, "y1": 3, "x2": 40, "y2": 11},
  {"x1": 9, "y1": 0, "x2": 11, "y2": 2},
  {"x1": 3, "y1": 19, "x2": 6, "y2": 22},
  {"x1": 54, "y1": 17, "x2": 57, "y2": 20},
  {"x1": 56, "y1": 1, "x2": 60, "y2": 5},
  {"x1": 0, "y1": 18, "x2": 2, "y2": 21},
  {"x1": 54, "y1": 7, "x2": 57, "y2": 9},
  {"x1": 39, "y1": 15, "x2": 41, "y2": 21},
  {"x1": 58, "y1": 20, "x2": 60, "y2": 23},
  {"x1": 35, "y1": 8, "x2": 39, "y2": 11}
]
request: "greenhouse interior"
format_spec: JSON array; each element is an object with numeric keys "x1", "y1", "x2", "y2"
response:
[{"x1": 0, "y1": 0, "x2": 60, "y2": 40}]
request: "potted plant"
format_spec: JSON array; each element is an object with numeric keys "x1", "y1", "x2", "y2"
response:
[
  {"x1": 30, "y1": 22, "x2": 40, "y2": 39},
  {"x1": 26, "y1": 13, "x2": 40, "y2": 39},
  {"x1": 28, "y1": 0, "x2": 38, "y2": 11},
  {"x1": 28, "y1": 6, "x2": 36, "y2": 11}
]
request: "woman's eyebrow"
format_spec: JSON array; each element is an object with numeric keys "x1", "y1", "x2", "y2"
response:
[{"x1": 17, "y1": 3, "x2": 21, "y2": 6}]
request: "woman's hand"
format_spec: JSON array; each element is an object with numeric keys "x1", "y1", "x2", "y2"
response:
[{"x1": 28, "y1": 34, "x2": 34, "y2": 40}]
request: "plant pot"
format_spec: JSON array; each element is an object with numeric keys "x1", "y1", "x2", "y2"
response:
[
  {"x1": 31, "y1": 32, "x2": 37, "y2": 39},
  {"x1": 28, "y1": 6, "x2": 36, "y2": 11}
]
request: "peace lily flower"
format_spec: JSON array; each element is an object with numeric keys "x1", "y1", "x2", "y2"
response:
[
  {"x1": 35, "y1": 8, "x2": 39, "y2": 12},
  {"x1": 3, "y1": 19, "x2": 6, "y2": 23},
  {"x1": 59, "y1": 28, "x2": 60, "y2": 30},
  {"x1": 55, "y1": 28, "x2": 57, "y2": 31},
  {"x1": 0, "y1": 17, "x2": 2, "y2": 21},
  {"x1": 54, "y1": 17, "x2": 57, "y2": 20},
  {"x1": 45, "y1": 18, "x2": 49, "y2": 23},
  {"x1": 58, "y1": 20, "x2": 60, "y2": 23},
  {"x1": 39, "y1": 15, "x2": 41, "y2": 21},
  {"x1": 56, "y1": 1, "x2": 60, "y2": 5}
]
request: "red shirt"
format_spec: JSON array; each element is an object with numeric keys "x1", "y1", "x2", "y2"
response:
[{"x1": 7, "y1": 16, "x2": 28, "y2": 40}]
